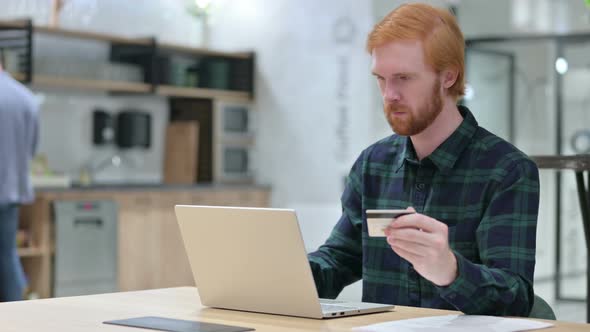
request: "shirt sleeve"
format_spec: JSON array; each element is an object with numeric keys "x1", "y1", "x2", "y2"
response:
[
  {"x1": 437, "y1": 158, "x2": 540, "y2": 316},
  {"x1": 307, "y1": 152, "x2": 365, "y2": 299}
]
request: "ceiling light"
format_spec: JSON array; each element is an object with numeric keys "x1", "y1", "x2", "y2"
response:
[{"x1": 555, "y1": 57, "x2": 568, "y2": 75}]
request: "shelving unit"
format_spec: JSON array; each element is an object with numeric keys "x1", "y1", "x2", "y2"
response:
[
  {"x1": 0, "y1": 19, "x2": 255, "y2": 100},
  {"x1": 1, "y1": 18, "x2": 260, "y2": 300}
]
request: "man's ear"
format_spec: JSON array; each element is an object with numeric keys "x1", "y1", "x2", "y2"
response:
[{"x1": 442, "y1": 68, "x2": 458, "y2": 89}]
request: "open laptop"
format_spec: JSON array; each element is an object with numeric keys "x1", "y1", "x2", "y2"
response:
[{"x1": 174, "y1": 205, "x2": 395, "y2": 319}]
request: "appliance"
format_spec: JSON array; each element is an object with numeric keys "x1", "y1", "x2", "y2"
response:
[
  {"x1": 116, "y1": 110, "x2": 151, "y2": 149},
  {"x1": 213, "y1": 100, "x2": 255, "y2": 183},
  {"x1": 92, "y1": 109, "x2": 115, "y2": 146},
  {"x1": 53, "y1": 200, "x2": 118, "y2": 297}
]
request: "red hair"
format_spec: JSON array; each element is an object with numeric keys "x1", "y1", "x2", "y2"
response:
[{"x1": 367, "y1": 3, "x2": 465, "y2": 100}]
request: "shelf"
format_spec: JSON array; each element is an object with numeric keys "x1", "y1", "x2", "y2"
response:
[
  {"x1": 158, "y1": 42, "x2": 251, "y2": 60},
  {"x1": 35, "y1": 26, "x2": 152, "y2": 46},
  {"x1": 156, "y1": 85, "x2": 252, "y2": 102},
  {"x1": 13, "y1": 73, "x2": 152, "y2": 93},
  {"x1": 12, "y1": 73, "x2": 252, "y2": 100},
  {"x1": 3, "y1": 19, "x2": 254, "y2": 100},
  {"x1": 0, "y1": 19, "x2": 151, "y2": 46},
  {"x1": 1, "y1": 19, "x2": 250, "y2": 59},
  {"x1": 17, "y1": 247, "x2": 45, "y2": 257}
]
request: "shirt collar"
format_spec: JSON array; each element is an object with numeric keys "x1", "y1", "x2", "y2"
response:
[{"x1": 393, "y1": 105, "x2": 478, "y2": 174}]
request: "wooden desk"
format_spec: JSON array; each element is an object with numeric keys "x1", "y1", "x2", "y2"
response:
[{"x1": 0, "y1": 287, "x2": 587, "y2": 331}]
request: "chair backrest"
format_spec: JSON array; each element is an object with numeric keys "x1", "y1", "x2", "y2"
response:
[{"x1": 528, "y1": 294, "x2": 556, "y2": 320}]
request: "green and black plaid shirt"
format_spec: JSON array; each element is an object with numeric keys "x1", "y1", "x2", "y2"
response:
[{"x1": 308, "y1": 106, "x2": 539, "y2": 316}]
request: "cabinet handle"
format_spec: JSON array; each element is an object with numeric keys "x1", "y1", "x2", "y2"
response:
[{"x1": 74, "y1": 218, "x2": 103, "y2": 227}]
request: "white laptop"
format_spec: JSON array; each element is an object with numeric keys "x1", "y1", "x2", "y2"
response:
[{"x1": 174, "y1": 205, "x2": 395, "y2": 319}]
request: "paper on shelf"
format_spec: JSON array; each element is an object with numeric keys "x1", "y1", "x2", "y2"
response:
[{"x1": 353, "y1": 314, "x2": 554, "y2": 332}]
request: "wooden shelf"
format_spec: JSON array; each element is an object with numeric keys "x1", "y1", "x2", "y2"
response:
[
  {"x1": 17, "y1": 247, "x2": 45, "y2": 258},
  {"x1": 13, "y1": 73, "x2": 152, "y2": 94},
  {"x1": 0, "y1": 19, "x2": 29, "y2": 29},
  {"x1": 156, "y1": 85, "x2": 252, "y2": 102},
  {"x1": 35, "y1": 26, "x2": 152, "y2": 46},
  {"x1": 1, "y1": 19, "x2": 250, "y2": 59},
  {"x1": 159, "y1": 42, "x2": 251, "y2": 59},
  {"x1": 11, "y1": 73, "x2": 252, "y2": 100}
]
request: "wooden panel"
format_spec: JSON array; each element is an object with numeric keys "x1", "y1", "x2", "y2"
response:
[
  {"x1": 159, "y1": 42, "x2": 252, "y2": 59},
  {"x1": 163, "y1": 122, "x2": 199, "y2": 184},
  {"x1": 12, "y1": 73, "x2": 151, "y2": 93},
  {"x1": 157, "y1": 85, "x2": 252, "y2": 102},
  {"x1": 157, "y1": 193, "x2": 194, "y2": 288},
  {"x1": 17, "y1": 247, "x2": 44, "y2": 257},
  {"x1": 117, "y1": 193, "x2": 161, "y2": 291},
  {"x1": 33, "y1": 75, "x2": 151, "y2": 93},
  {"x1": 35, "y1": 25, "x2": 152, "y2": 46}
]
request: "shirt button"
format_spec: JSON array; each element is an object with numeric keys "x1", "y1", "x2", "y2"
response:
[
  {"x1": 449, "y1": 293, "x2": 457, "y2": 300},
  {"x1": 416, "y1": 183, "x2": 425, "y2": 191}
]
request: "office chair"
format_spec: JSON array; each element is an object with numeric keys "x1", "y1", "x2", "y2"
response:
[{"x1": 528, "y1": 294, "x2": 556, "y2": 320}]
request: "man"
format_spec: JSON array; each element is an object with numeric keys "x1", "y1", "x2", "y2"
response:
[
  {"x1": 0, "y1": 54, "x2": 39, "y2": 301},
  {"x1": 308, "y1": 3, "x2": 539, "y2": 316}
]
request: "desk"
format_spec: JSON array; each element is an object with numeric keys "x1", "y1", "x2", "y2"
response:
[
  {"x1": 0, "y1": 287, "x2": 587, "y2": 331},
  {"x1": 531, "y1": 155, "x2": 590, "y2": 322}
]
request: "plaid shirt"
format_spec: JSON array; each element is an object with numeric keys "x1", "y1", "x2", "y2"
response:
[{"x1": 308, "y1": 106, "x2": 539, "y2": 316}]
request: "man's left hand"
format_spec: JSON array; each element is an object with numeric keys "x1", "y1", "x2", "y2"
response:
[{"x1": 384, "y1": 207, "x2": 458, "y2": 286}]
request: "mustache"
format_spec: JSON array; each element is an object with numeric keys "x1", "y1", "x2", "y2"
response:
[{"x1": 385, "y1": 103, "x2": 410, "y2": 113}]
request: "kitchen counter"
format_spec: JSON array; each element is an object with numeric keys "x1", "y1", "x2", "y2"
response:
[
  {"x1": 36, "y1": 182, "x2": 272, "y2": 192},
  {"x1": 20, "y1": 184, "x2": 271, "y2": 299}
]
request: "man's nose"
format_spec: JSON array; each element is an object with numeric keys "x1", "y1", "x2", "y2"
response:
[{"x1": 383, "y1": 81, "x2": 401, "y2": 103}]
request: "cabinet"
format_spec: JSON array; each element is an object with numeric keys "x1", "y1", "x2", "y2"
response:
[
  {"x1": 19, "y1": 186, "x2": 270, "y2": 299},
  {"x1": 0, "y1": 19, "x2": 254, "y2": 102}
]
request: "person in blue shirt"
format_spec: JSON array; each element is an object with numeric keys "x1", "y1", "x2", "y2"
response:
[{"x1": 0, "y1": 55, "x2": 40, "y2": 301}]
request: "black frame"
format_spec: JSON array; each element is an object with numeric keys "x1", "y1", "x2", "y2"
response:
[{"x1": 0, "y1": 19, "x2": 33, "y2": 82}]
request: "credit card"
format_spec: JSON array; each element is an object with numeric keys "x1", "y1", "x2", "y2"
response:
[{"x1": 366, "y1": 209, "x2": 415, "y2": 237}]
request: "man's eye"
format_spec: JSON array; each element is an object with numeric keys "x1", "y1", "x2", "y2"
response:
[
  {"x1": 399, "y1": 76, "x2": 409, "y2": 80},
  {"x1": 376, "y1": 76, "x2": 385, "y2": 81}
]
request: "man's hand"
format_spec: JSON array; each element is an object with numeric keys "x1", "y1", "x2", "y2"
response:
[{"x1": 384, "y1": 207, "x2": 458, "y2": 286}]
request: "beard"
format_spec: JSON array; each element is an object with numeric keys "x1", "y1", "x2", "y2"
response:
[{"x1": 384, "y1": 78, "x2": 443, "y2": 136}]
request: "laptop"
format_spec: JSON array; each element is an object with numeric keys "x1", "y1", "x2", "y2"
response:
[{"x1": 174, "y1": 205, "x2": 395, "y2": 319}]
